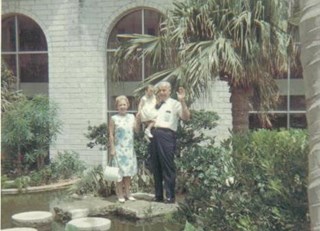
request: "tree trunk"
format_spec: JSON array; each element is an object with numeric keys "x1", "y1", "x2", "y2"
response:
[
  {"x1": 299, "y1": 0, "x2": 320, "y2": 229},
  {"x1": 230, "y1": 87, "x2": 251, "y2": 133},
  {"x1": 17, "y1": 146, "x2": 22, "y2": 175}
]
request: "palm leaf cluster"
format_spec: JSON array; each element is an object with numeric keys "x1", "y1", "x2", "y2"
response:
[
  {"x1": 1, "y1": 62, "x2": 25, "y2": 113},
  {"x1": 113, "y1": 0, "x2": 291, "y2": 100}
]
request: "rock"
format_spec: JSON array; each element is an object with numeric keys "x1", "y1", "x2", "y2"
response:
[
  {"x1": 69, "y1": 209, "x2": 89, "y2": 219},
  {"x1": 11, "y1": 211, "x2": 53, "y2": 231},
  {"x1": 65, "y1": 217, "x2": 111, "y2": 231},
  {"x1": 52, "y1": 193, "x2": 179, "y2": 222}
]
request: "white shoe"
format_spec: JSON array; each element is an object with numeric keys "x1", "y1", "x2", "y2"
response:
[
  {"x1": 145, "y1": 129, "x2": 153, "y2": 138},
  {"x1": 128, "y1": 196, "x2": 136, "y2": 201},
  {"x1": 118, "y1": 198, "x2": 125, "y2": 203}
]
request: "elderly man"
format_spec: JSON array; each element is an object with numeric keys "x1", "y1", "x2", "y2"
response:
[{"x1": 150, "y1": 81, "x2": 190, "y2": 203}]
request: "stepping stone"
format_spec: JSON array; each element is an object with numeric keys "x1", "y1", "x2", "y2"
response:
[
  {"x1": 65, "y1": 217, "x2": 111, "y2": 231},
  {"x1": 11, "y1": 211, "x2": 53, "y2": 231},
  {"x1": 1, "y1": 228, "x2": 38, "y2": 231},
  {"x1": 69, "y1": 208, "x2": 89, "y2": 219}
]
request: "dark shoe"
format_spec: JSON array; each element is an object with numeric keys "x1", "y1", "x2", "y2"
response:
[
  {"x1": 165, "y1": 198, "x2": 175, "y2": 204},
  {"x1": 152, "y1": 197, "x2": 163, "y2": 202}
]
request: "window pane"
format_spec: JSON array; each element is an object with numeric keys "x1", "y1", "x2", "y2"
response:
[
  {"x1": 290, "y1": 114, "x2": 307, "y2": 128},
  {"x1": 107, "y1": 45, "x2": 142, "y2": 82},
  {"x1": 115, "y1": 58, "x2": 142, "y2": 81},
  {"x1": 108, "y1": 10, "x2": 142, "y2": 49},
  {"x1": 249, "y1": 113, "x2": 288, "y2": 129},
  {"x1": 20, "y1": 54, "x2": 48, "y2": 82},
  {"x1": 290, "y1": 95, "x2": 306, "y2": 111},
  {"x1": 270, "y1": 114, "x2": 288, "y2": 129},
  {"x1": 276, "y1": 96, "x2": 287, "y2": 111},
  {"x1": 144, "y1": 9, "x2": 162, "y2": 35},
  {"x1": 249, "y1": 114, "x2": 263, "y2": 129},
  {"x1": 18, "y1": 15, "x2": 47, "y2": 51},
  {"x1": 1, "y1": 16, "x2": 16, "y2": 52},
  {"x1": 125, "y1": 58, "x2": 142, "y2": 81},
  {"x1": 145, "y1": 54, "x2": 162, "y2": 78},
  {"x1": 290, "y1": 44, "x2": 302, "y2": 79},
  {"x1": 2, "y1": 54, "x2": 17, "y2": 77}
]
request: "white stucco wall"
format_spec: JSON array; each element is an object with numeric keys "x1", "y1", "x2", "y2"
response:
[
  {"x1": 191, "y1": 80, "x2": 232, "y2": 143},
  {"x1": 2, "y1": 0, "x2": 232, "y2": 166}
]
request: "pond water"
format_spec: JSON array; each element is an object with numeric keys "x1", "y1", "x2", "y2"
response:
[{"x1": 1, "y1": 190, "x2": 182, "y2": 231}]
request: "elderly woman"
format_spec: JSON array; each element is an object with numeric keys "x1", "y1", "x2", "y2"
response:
[{"x1": 109, "y1": 95, "x2": 139, "y2": 203}]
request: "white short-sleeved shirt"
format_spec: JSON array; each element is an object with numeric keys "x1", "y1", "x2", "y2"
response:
[{"x1": 154, "y1": 98, "x2": 182, "y2": 132}]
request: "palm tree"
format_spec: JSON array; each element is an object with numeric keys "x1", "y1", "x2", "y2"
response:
[
  {"x1": 299, "y1": 0, "x2": 320, "y2": 229},
  {"x1": 112, "y1": 0, "x2": 292, "y2": 133},
  {"x1": 1, "y1": 62, "x2": 25, "y2": 113}
]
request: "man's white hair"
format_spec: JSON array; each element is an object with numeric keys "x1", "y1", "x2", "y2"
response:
[{"x1": 156, "y1": 81, "x2": 171, "y2": 90}]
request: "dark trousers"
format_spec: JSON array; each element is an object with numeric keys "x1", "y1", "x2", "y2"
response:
[{"x1": 150, "y1": 128, "x2": 177, "y2": 200}]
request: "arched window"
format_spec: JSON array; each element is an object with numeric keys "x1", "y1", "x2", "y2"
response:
[
  {"x1": 1, "y1": 14, "x2": 48, "y2": 96},
  {"x1": 106, "y1": 8, "x2": 163, "y2": 112}
]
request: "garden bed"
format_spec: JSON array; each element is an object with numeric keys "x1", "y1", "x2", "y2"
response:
[{"x1": 1, "y1": 178, "x2": 79, "y2": 195}]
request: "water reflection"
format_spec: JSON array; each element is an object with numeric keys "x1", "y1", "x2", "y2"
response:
[
  {"x1": 1, "y1": 190, "x2": 68, "y2": 229},
  {"x1": 1, "y1": 190, "x2": 182, "y2": 231}
]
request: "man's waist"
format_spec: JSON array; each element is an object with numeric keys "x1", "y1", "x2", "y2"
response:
[{"x1": 153, "y1": 127, "x2": 176, "y2": 133}]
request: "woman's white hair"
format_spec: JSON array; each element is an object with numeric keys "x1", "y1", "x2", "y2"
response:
[{"x1": 115, "y1": 95, "x2": 130, "y2": 107}]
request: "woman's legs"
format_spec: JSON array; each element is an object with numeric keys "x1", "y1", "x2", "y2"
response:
[
  {"x1": 116, "y1": 181, "x2": 125, "y2": 202},
  {"x1": 123, "y1": 177, "x2": 135, "y2": 200}
]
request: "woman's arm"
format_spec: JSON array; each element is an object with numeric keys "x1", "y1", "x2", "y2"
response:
[
  {"x1": 108, "y1": 118, "x2": 116, "y2": 156},
  {"x1": 134, "y1": 113, "x2": 141, "y2": 133}
]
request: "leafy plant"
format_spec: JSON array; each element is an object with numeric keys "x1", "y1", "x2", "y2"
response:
[
  {"x1": 85, "y1": 122, "x2": 108, "y2": 150},
  {"x1": 69, "y1": 165, "x2": 113, "y2": 197},
  {"x1": 1, "y1": 95, "x2": 62, "y2": 173},
  {"x1": 1, "y1": 150, "x2": 87, "y2": 188},
  {"x1": 177, "y1": 109, "x2": 219, "y2": 154},
  {"x1": 176, "y1": 129, "x2": 309, "y2": 231},
  {"x1": 50, "y1": 151, "x2": 86, "y2": 180},
  {"x1": 1, "y1": 61, "x2": 25, "y2": 113},
  {"x1": 28, "y1": 167, "x2": 53, "y2": 186}
]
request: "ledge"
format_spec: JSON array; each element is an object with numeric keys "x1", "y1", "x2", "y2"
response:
[{"x1": 1, "y1": 179, "x2": 79, "y2": 195}]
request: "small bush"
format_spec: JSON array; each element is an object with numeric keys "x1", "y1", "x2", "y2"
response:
[
  {"x1": 177, "y1": 129, "x2": 309, "y2": 231},
  {"x1": 1, "y1": 94, "x2": 62, "y2": 173},
  {"x1": 50, "y1": 151, "x2": 86, "y2": 180},
  {"x1": 69, "y1": 165, "x2": 113, "y2": 197}
]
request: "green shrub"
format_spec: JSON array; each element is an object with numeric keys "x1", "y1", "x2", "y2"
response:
[
  {"x1": 1, "y1": 61, "x2": 25, "y2": 113},
  {"x1": 50, "y1": 151, "x2": 86, "y2": 180},
  {"x1": 69, "y1": 165, "x2": 113, "y2": 197},
  {"x1": 28, "y1": 167, "x2": 54, "y2": 186},
  {"x1": 85, "y1": 122, "x2": 108, "y2": 150},
  {"x1": 1, "y1": 95, "x2": 62, "y2": 173},
  {"x1": 177, "y1": 129, "x2": 309, "y2": 231}
]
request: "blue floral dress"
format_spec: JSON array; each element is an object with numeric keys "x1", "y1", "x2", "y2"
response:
[{"x1": 111, "y1": 113, "x2": 137, "y2": 181}]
